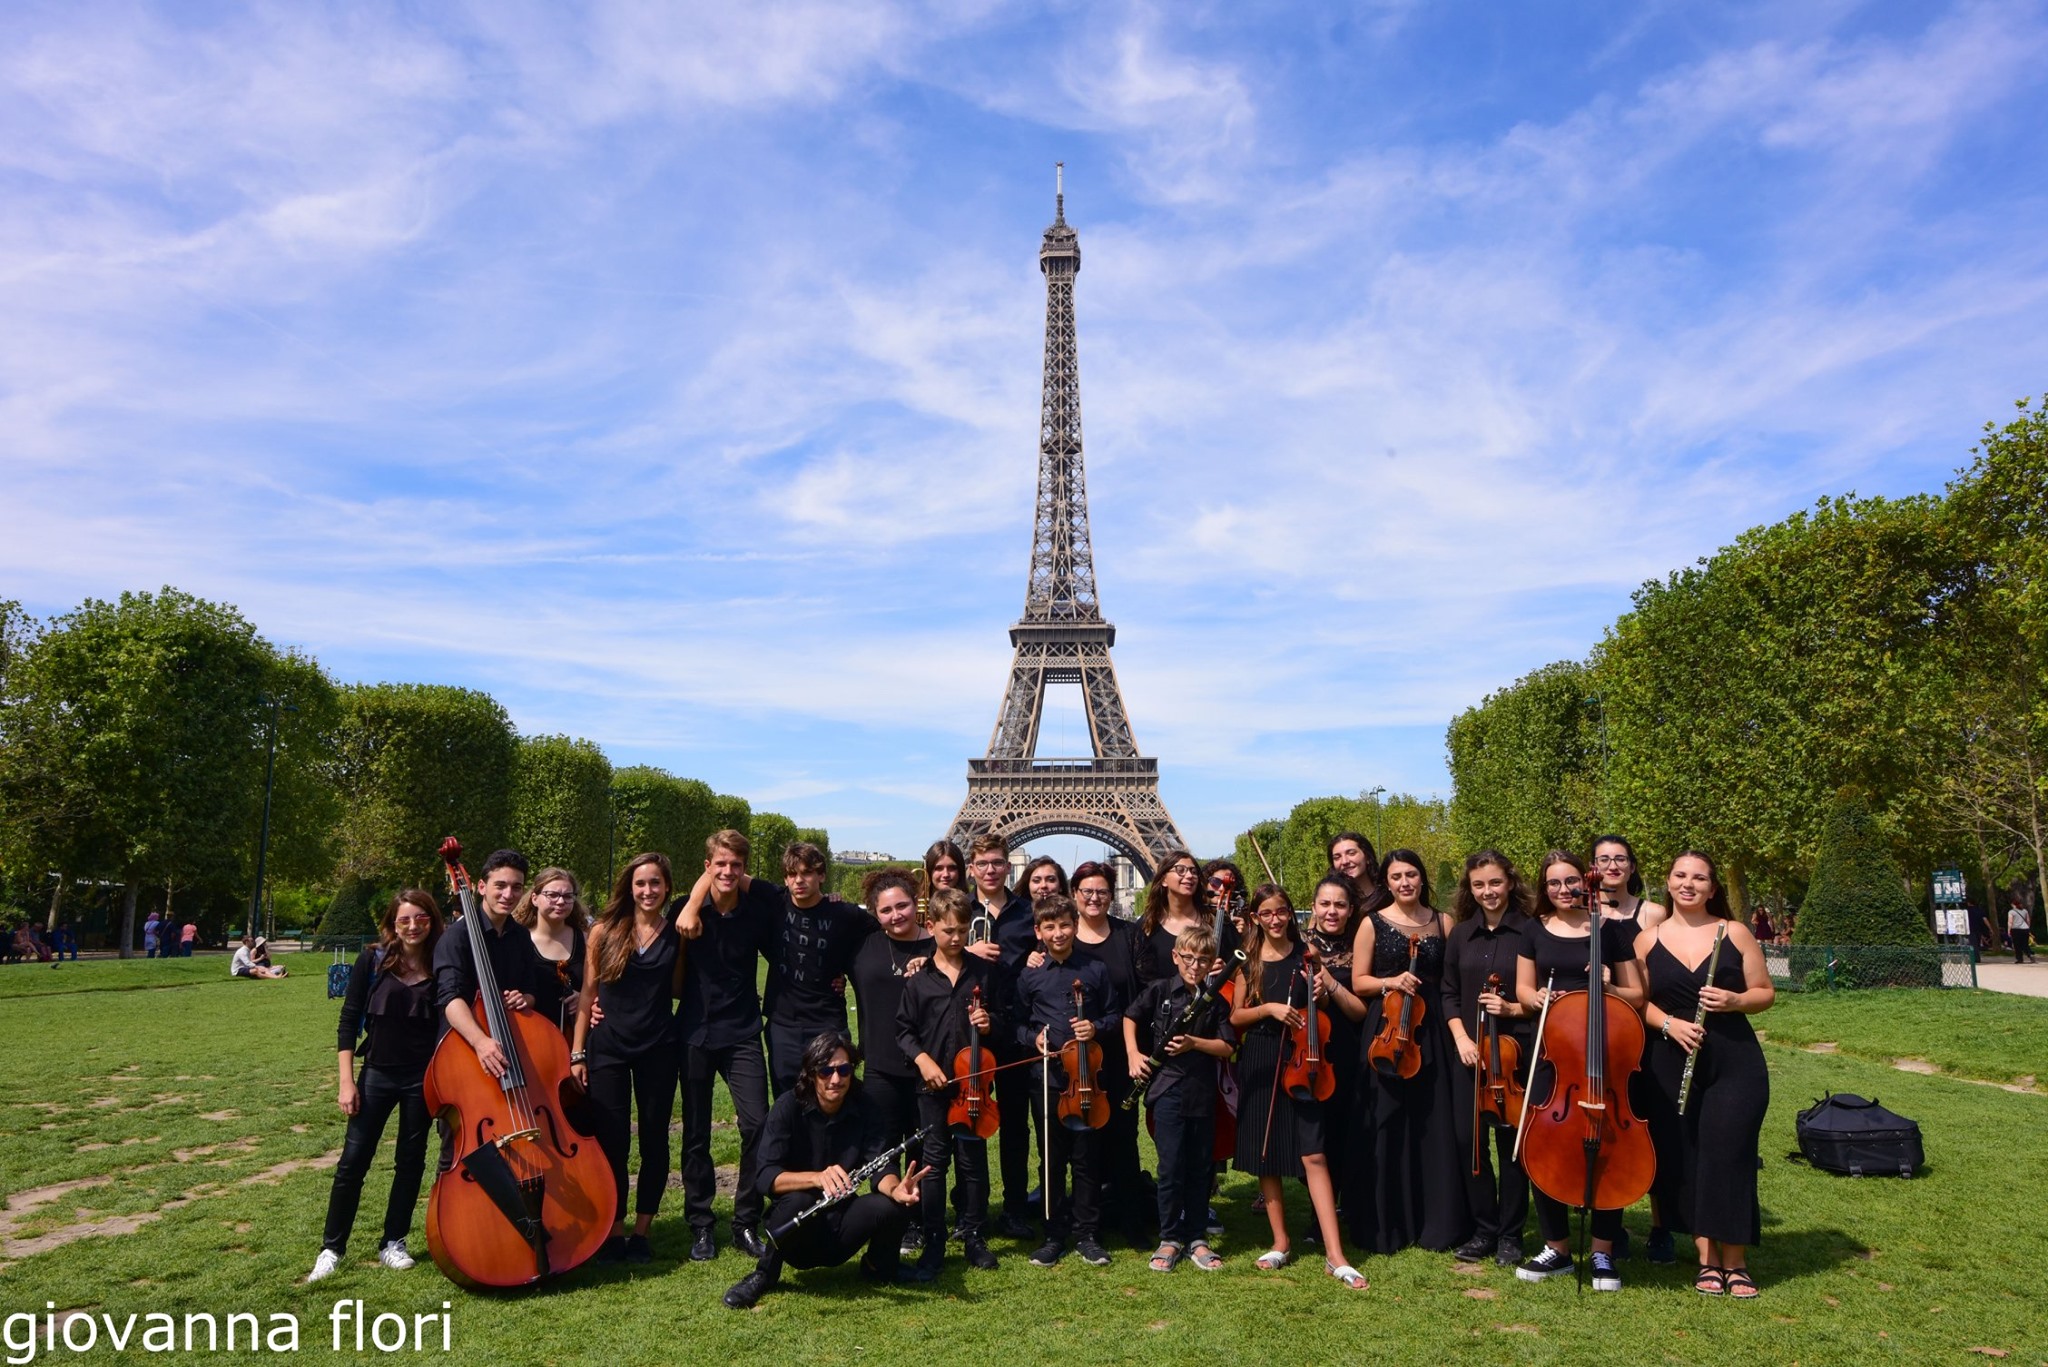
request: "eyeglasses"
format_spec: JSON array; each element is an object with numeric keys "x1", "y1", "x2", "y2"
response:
[
  {"x1": 1544, "y1": 877, "x2": 1585, "y2": 891},
  {"x1": 1256, "y1": 905, "x2": 1293, "y2": 919},
  {"x1": 1077, "y1": 888, "x2": 1112, "y2": 901},
  {"x1": 1167, "y1": 865, "x2": 1197, "y2": 878},
  {"x1": 970, "y1": 859, "x2": 1009, "y2": 871},
  {"x1": 1171, "y1": 950, "x2": 1207, "y2": 963},
  {"x1": 817, "y1": 1063, "x2": 855, "y2": 1080},
  {"x1": 1592, "y1": 855, "x2": 1631, "y2": 867},
  {"x1": 539, "y1": 889, "x2": 576, "y2": 901}
]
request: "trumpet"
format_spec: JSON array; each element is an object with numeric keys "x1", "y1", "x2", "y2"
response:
[{"x1": 969, "y1": 910, "x2": 994, "y2": 947}]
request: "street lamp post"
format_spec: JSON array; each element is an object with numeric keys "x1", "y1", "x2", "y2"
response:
[
  {"x1": 247, "y1": 695, "x2": 295, "y2": 942},
  {"x1": 1365, "y1": 785, "x2": 1387, "y2": 855}
]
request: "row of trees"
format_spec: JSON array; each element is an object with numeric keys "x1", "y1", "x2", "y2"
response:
[
  {"x1": 0, "y1": 591, "x2": 823, "y2": 950},
  {"x1": 1442, "y1": 395, "x2": 2047, "y2": 935}
]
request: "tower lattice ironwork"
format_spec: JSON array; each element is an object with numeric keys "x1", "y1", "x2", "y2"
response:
[{"x1": 947, "y1": 167, "x2": 1186, "y2": 879}]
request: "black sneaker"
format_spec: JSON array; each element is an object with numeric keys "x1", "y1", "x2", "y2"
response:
[
  {"x1": 1205, "y1": 1206, "x2": 1225, "y2": 1238},
  {"x1": 1075, "y1": 1238, "x2": 1112, "y2": 1267},
  {"x1": 858, "y1": 1255, "x2": 899, "y2": 1284},
  {"x1": 906, "y1": 1251, "x2": 943, "y2": 1283},
  {"x1": 1591, "y1": 1251, "x2": 1622, "y2": 1292},
  {"x1": 1453, "y1": 1234, "x2": 1494, "y2": 1262},
  {"x1": 1515, "y1": 1247, "x2": 1574, "y2": 1282},
  {"x1": 722, "y1": 1269, "x2": 775, "y2": 1309},
  {"x1": 595, "y1": 1235, "x2": 629, "y2": 1263},
  {"x1": 900, "y1": 1225, "x2": 925, "y2": 1258},
  {"x1": 689, "y1": 1228, "x2": 718, "y2": 1262},
  {"x1": 1028, "y1": 1240, "x2": 1065, "y2": 1267},
  {"x1": 622, "y1": 1234, "x2": 652, "y2": 1264},
  {"x1": 1495, "y1": 1237, "x2": 1524, "y2": 1267},
  {"x1": 1645, "y1": 1227, "x2": 1676, "y2": 1264},
  {"x1": 992, "y1": 1211, "x2": 1036, "y2": 1241},
  {"x1": 732, "y1": 1225, "x2": 768, "y2": 1260},
  {"x1": 963, "y1": 1237, "x2": 999, "y2": 1271}
]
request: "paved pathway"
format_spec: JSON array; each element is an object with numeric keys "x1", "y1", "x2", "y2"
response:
[{"x1": 1976, "y1": 961, "x2": 2048, "y2": 998}]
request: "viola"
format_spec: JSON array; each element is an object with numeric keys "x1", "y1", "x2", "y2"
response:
[
  {"x1": 1472, "y1": 971, "x2": 1525, "y2": 1175},
  {"x1": 1056, "y1": 979, "x2": 1110, "y2": 1131},
  {"x1": 947, "y1": 984, "x2": 1000, "y2": 1139},
  {"x1": 1520, "y1": 889, "x2": 1655, "y2": 1232},
  {"x1": 423, "y1": 839, "x2": 615, "y2": 1289},
  {"x1": 1367, "y1": 934, "x2": 1427, "y2": 1080},
  {"x1": 1278, "y1": 942, "x2": 1335, "y2": 1103}
]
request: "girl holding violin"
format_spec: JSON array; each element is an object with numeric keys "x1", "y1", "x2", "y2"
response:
[
  {"x1": 1441, "y1": 851, "x2": 1535, "y2": 1266},
  {"x1": 1513, "y1": 850, "x2": 1646, "y2": 1291},
  {"x1": 1634, "y1": 852, "x2": 1773, "y2": 1299},
  {"x1": 1302, "y1": 873, "x2": 1369, "y2": 1220},
  {"x1": 514, "y1": 867, "x2": 588, "y2": 1038},
  {"x1": 1229, "y1": 885, "x2": 1367, "y2": 1289},
  {"x1": 1350, "y1": 850, "x2": 1467, "y2": 1255},
  {"x1": 571, "y1": 853, "x2": 685, "y2": 1264},
  {"x1": 312, "y1": 890, "x2": 444, "y2": 1282}
]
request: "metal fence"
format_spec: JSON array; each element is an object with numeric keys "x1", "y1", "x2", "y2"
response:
[{"x1": 1763, "y1": 944, "x2": 1978, "y2": 992}]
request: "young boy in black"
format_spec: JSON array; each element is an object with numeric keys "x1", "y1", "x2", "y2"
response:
[
  {"x1": 1123, "y1": 925, "x2": 1232, "y2": 1272},
  {"x1": 1015, "y1": 894, "x2": 1121, "y2": 1268},
  {"x1": 896, "y1": 888, "x2": 1002, "y2": 1278}
]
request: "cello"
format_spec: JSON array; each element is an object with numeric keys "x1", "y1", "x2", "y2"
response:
[
  {"x1": 1367, "y1": 934, "x2": 1426, "y2": 1080},
  {"x1": 423, "y1": 839, "x2": 615, "y2": 1288},
  {"x1": 947, "y1": 984, "x2": 1000, "y2": 1138},
  {"x1": 1056, "y1": 979, "x2": 1110, "y2": 1131},
  {"x1": 1472, "y1": 972, "x2": 1525, "y2": 1174},
  {"x1": 1279, "y1": 940, "x2": 1335, "y2": 1103},
  {"x1": 1519, "y1": 878, "x2": 1654, "y2": 1283}
]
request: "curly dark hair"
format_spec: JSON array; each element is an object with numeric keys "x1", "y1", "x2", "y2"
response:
[{"x1": 796, "y1": 1030, "x2": 862, "y2": 1107}]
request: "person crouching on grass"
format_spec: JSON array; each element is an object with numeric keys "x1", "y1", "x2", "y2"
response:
[
  {"x1": 310, "y1": 891, "x2": 444, "y2": 1282},
  {"x1": 722, "y1": 1032, "x2": 930, "y2": 1309},
  {"x1": 1123, "y1": 925, "x2": 1232, "y2": 1272}
]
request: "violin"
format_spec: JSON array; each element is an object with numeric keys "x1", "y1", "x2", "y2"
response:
[
  {"x1": 1278, "y1": 941, "x2": 1335, "y2": 1103},
  {"x1": 1472, "y1": 971, "x2": 1525, "y2": 1174},
  {"x1": 1056, "y1": 979, "x2": 1110, "y2": 1131},
  {"x1": 1520, "y1": 884, "x2": 1655, "y2": 1233},
  {"x1": 947, "y1": 984, "x2": 1000, "y2": 1138},
  {"x1": 423, "y1": 839, "x2": 615, "y2": 1289},
  {"x1": 1367, "y1": 934, "x2": 1427, "y2": 1080}
]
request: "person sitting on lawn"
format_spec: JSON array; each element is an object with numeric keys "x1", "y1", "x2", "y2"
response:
[{"x1": 231, "y1": 932, "x2": 288, "y2": 979}]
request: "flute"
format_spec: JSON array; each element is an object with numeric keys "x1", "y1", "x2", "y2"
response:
[
  {"x1": 764, "y1": 1123, "x2": 936, "y2": 1248},
  {"x1": 1676, "y1": 925, "x2": 1727, "y2": 1117}
]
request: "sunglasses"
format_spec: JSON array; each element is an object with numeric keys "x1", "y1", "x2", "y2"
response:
[
  {"x1": 817, "y1": 1063, "x2": 856, "y2": 1080},
  {"x1": 1207, "y1": 875, "x2": 1235, "y2": 888}
]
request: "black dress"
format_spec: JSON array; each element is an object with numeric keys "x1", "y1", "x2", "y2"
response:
[
  {"x1": 1082, "y1": 918, "x2": 1149, "y2": 1235},
  {"x1": 1233, "y1": 948, "x2": 1322, "y2": 1180},
  {"x1": 1642, "y1": 936, "x2": 1767, "y2": 1246},
  {"x1": 1351, "y1": 913, "x2": 1469, "y2": 1253},
  {"x1": 1306, "y1": 928, "x2": 1364, "y2": 1209}
]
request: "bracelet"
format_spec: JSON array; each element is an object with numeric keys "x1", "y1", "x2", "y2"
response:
[
  {"x1": 570, "y1": 1049, "x2": 587, "y2": 1063},
  {"x1": 1658, "y1": 1019, "x2": 1671, "y2": 1038}
]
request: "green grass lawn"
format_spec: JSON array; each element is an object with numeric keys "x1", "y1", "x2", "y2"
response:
[{"x1": 3, "y1": 956, "x2": 2044, "y2": 1365}]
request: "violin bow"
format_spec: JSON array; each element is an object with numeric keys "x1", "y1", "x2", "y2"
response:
[
  {"x1": 1510, "y1": 971, "x2": 1556, "y2": 1165},
  {"x1": 1249, "y1": 832, "x2": 1280, "y2": 887}
]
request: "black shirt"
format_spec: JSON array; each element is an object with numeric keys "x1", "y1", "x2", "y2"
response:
[
  {"x1": 1015, "y1": 950, "x2": 1122, "y2": 1051},
  {"x1": 757, "y1": 1088, "x2": 891, "y2": 1196},
  {"x1": 432, "y1": 912, "x2": 542, "y2": 1017},
  {"x1": 1441, "y1": 910, "x2": 1535, "y2": 1039},
  {"x1": 986, "y1": 890, "x2": 1039, "y2": 968},
  {"x1": 1077, "y1": 919, "x2": 1144, "y2": 1060},
  {"x1": 765, "y1": 890, "x2": 875, "y2": 1034},
  {"x1": 895, "y1": 954, "x2": 1003, "y2": 1074},
  {"x1": 1124, "y1": 974, "x2": 1227, "y2": 1108},
  {"x1": 1518, "y1": 916, "x2": 1637, "y2": 995},
  {"x1": 336, "y1": 946, "x2": 439, "y2": 1072},
  {"x1": 529, "y1": 922, "x2": 587, "y2": 1036},
  {"x1": 849, "y1": 931, "x2": 932, "y2": 1075},
  {"x1": 678, "y1": 881, "x2": 780, "y2": 1050},
  {"x1": 589, "y1": 923, "x2": 681, "y2": 1062}
]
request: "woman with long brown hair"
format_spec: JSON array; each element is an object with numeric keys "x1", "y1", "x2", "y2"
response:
[
  {"x1": 572, "y1": 852, "x2": 685, "y2": 1263},
  {"x1": 1139, "y1": 850, "x2": 1204, "y2": 983},
  {"x1": 311, "y1": 889, "x2": 445, "y2": 1282},
  {"x1": 514, "y1": 866, "x2": 589, "y2": 1037}
]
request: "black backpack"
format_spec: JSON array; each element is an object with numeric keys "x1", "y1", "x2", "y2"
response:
[{"x1": 1794, "y1": 1093, "x2": 1924, "y2": 1177}]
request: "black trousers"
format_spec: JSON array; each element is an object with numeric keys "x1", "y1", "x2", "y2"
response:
[
  {"x1": 1031, "y1": 1065, "x2": 1101, "y2": 1244},
  {"x1": 1450, "y1": 1066, "x2": 1529, "y2": 1245},
  {"x1": 588, "y1": 1048, "x2": 680, "y2": 1219},
  {"x1": 767, "y1": 1015, "x2": 847, "y2": 1098},
  {"x1": 1533, "y1": 1189, "x2": 1622, "y2": 1245},
  {"x1": 322, "y1": 1064, "x2": 431, "y2": 1255},
  {"x1": 994, "y1": 1041, "x2": 1043, "y2": 1216},
  {"x1": 682, "y1": 1039, "x2": 769, "y2": 1230},
  {"x1": 2013, "y1": 928, "x2": 2034, "y2": 961},
  {"x1": 758, "y1": 1190, "x2": 909, "y2": 1279},
  {"x1": 916, "y1": 1091, "x2": 988, "y2": 1246},
  {"x1": 864, "y1": 1069, "x2": 922, "y2": 1173},
  {"x1": 1150, "y1": 1086, "x2": 1214, "y2": 1247},
  {"x1": 1099, "y1": 1054, "x2": 1147, "y2": 1235}
]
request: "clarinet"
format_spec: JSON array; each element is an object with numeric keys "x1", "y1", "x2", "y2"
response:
[
  {"x1": 764, "y1": 1123, "x2": 936, "y2": 1248},
  {"x1": 1120, "y1": 952, "x2": 1245, "y2": 1111}
]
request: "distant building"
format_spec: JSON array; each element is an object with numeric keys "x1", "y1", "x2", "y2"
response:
[{"x1": 835, "y1": 850, "x2": 897, "y2": 866}]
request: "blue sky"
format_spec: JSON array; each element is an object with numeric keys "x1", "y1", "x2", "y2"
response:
[{"x1": 4, "y1": 1, "x2": 2045, "y2": 863}]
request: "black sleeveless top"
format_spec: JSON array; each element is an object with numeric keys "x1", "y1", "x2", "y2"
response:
[
  {"x1": 1646, "y1": 934, "x2": 1756, "y2": 1045},
  {"x1": 1367, "y1": 912, "x2": 1446, "y2": 981},
  {"x1": 589, "y1": 923, "x2": 679, "y2": 1061}
]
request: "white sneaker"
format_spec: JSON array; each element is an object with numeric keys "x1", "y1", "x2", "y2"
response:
[
  {"x1": 307, "y1": 1249, "x2": 342, "y2": 1283},
  {"x1": 377, "y1": 1241, "x2": 416, "y2": 1270}
]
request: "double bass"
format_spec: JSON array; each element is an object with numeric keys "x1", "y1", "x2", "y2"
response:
[
  {"x1": 1056, "y1": 979, "x2": 1110, "y2": 1131},
  {"x1": 947, "y1": 985, "x2": 1000, "y2": 1138},
  {"x1": 423, "y1": 839, "x2": 615, "y2": 1288},
  {"x1": 1471, "y1": 972, "x2": 1525, "y2": 1174},
  {"x1": 1367, "y1": 934, "x2": 1426, "y2": 1079},
  {"x1": 1519, "y1": 880, "x2": 1654, "y2": 1279}
]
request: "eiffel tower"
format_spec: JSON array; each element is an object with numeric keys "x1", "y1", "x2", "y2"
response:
[{"x1": 947, "y1": 167, "x2": 1186, "y2": 879}]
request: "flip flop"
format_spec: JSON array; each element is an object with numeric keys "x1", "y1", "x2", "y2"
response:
[{"x1": 1326, "y1": 1260, "x2": 1369, "y2": 1290}]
